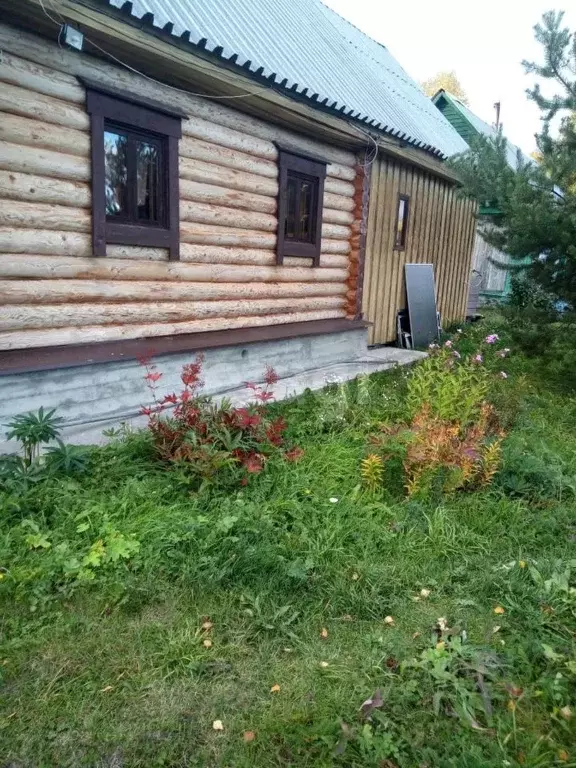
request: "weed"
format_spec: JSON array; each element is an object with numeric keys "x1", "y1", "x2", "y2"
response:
[
  {"x1": 1, "y1": 313, "x2": 576, "y2": 766},
  {"x1": 5, "y1": 406, "x2": 64, "y2": 465}
]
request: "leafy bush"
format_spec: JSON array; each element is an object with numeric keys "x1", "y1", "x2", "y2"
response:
[
  {"x1": 139, "y1": 355, "x2": 302, "y2": 487},
  {"x1": 365, "y1": 334, "x2": 510, "y2": 498},
  {"x1": 508, "y1": 275, "x2": 557, "y2": 312}
]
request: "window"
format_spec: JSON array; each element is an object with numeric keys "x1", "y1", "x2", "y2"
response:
[
  {"x1": 276, "y1": 149, "x2": 327, "y2": 265},
  {"x1": 85, "y1": 81, "x2": 183, "y2": 260},
  {"x1": 394, "y1": 194, "x2": 410, "y2": 250}
]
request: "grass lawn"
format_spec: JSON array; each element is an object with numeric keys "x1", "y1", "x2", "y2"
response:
[{"x1": 2, "y1": 316, "x2": 576, "y2": 767}]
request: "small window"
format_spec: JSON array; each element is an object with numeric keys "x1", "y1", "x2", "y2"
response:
[
  {"x1": 277, "y1": 149, "x2": 327, "y2": 265},
  {"x1": 85, "y1": 81, "x2": 183, "y2": 260},
  {"x1": 394, "y1": 194, "x2": 410, "y2": 250}
]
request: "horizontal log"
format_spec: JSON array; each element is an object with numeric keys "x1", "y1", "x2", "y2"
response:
[
  {"x1": 0, "y1": 81, "x2": 89, "y2": 131},
  {"x1": 182, "y1": 117, "x2": 355, "y2": 181},
  {"x1": 0, "y1": 170, "x2": 91, "y2": 208},
  {"x1": 180, "y1": 136, "x2": 278, "y2": 179},
  {"x1": 179, "y1": 157, "x2": 278, "y2": 197},
  {"x1": 0, "y1": 231, "x2": 92, "y2": 257},
  {"x1": 180, "y1": 178, "x2": 275, "y2": 214},
  {"x1": 324, "y1": 177, "x2": 355, "y2": 197},
  {"x1": 179, "y1": 200, "x2": 277, "y2": 232},
  {"x1": 0, "y1": 197, "x2": 346, "y2": 241},
  {"x1": 179, "y1": 158, "x2": 354, "y2": 207},
  {"x1": 0, "y1": 296, "x2": 345, "y2": 331},
  {"x1": 322, "y1": 222, "x2": 352, "y2": 240},
  {"x1": 285, "y1": 255, "x2": 349, "y2": 269},
  {"x1": 323, "y1": 191, "x2": 354, "y2": 212},
  {"x1": 180, "y1": 222, "x2": 276, "y2": 248},
  {"x1": 0, "y1": 113, "x2": 90, "y2": 157},
  {"x1": 0, "y1": 252, "x2": 349, "y2": 283},
  {"x1": 179, "y1": 177, "x2": 353, "y2": 229},
  {"x1": 0, "y1": 51, "x2": 85, "y2": 104},
  {"x1": 0, "y1": 309, "x2": 346, "y2": 350},
  {"x1": 0, "y1": 199, "x2": 90, "y2": 232},
  {"x1": 321, "y1": 239, "x2": 351, "y2": 255},
  {"x1": 182, "y1": 116, "x2": 276, "y2": 161},
  {"x1": 0, "y1": 278, "x2": 346, "y2": 305},
  {"x1": 323, "y1": 207, "x2": 354, "y2": 226},
  {"x1": 0, "y1": 141, "x2": 90, "y2": 181},
  {"x1": 180, "y1": 244, "x2": 349, "y2": 268},
  {"x1": 106, "y1": 245, "x2": 169, "y2": 261}
]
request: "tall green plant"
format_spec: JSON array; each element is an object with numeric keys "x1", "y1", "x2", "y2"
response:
[
  {"x1": 405, "y1": 346, "x2": 489, "y2": 426},
  {"x1": 5, "y1": 407, "x2": 64, "y2": 466}
]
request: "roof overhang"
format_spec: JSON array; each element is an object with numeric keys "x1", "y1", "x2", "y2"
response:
[{"x1": 1, "y1": 0, "x2": 462, "y2": 183}]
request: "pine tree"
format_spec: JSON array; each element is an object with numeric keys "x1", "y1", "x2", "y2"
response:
[{"x1": 450, "y1": 11, "x2": 576, "y2": 308}]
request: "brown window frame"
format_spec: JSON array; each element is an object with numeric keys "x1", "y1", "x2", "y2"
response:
[
  {"x1": 84, "y1": 81, "x2": 183, "y2": 260},
  {"x1": 394, "y1": 193, "x2": 410, "y2": 251},
  {"x1": 276, "y1": 149, "x2": 326, "y2": 265}
]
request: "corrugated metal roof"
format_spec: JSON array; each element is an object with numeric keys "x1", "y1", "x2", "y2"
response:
[
  {"x1": 434, "y1": 90, "x2": 530, "y2": 168},
  {"x1": 96, "y1": 0, "x2": 469, "y2": 159}
]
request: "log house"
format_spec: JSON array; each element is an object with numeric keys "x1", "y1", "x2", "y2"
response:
[{"x1": 0, "y1": 0, "x2": 475, "y2": 442}]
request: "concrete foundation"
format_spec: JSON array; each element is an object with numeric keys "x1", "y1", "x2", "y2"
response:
[{"x1": 0, "y1": 329, "x2": 425, "y2": 449}]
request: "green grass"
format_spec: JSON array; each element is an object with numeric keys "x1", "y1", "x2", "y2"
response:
[{"x1": 2, "y1": 317, "x2": 576, "y2": 767}]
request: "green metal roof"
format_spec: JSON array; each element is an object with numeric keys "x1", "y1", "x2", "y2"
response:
[{"x1": 432, "y1": 89, "x2": 530, "y2": 169}]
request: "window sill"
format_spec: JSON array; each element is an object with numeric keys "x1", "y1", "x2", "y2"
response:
[{"x1": 105, "y1": 222, "x2": 175, "y2": 251}]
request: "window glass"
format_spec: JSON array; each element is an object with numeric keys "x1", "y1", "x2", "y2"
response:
[
  {"x1": 299, "y1": 180, "x2": 313, "y2": 241},
  {"x1": 104, "y1": 130, "x2": 128, "y2": 218},
  {"x1": 285, "y1": 176, "x2": 297, "y2": 239},
  {"x1": 285, "y1": 172, "x2": 317, "y2": 243},
  {"x1": 136, "y1": 140, "x2": 161, "y2": 223},
  {"x1": 395, "y1": 195, "x2": 409, "y2": 248}
]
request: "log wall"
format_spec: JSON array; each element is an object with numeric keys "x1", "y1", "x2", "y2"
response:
[
  {"x1": 0, "y1": 28, "x2": 359, "y2": 351},
  {"x1": 363, "y1": 155, "x2": 476, "y2": 345}
]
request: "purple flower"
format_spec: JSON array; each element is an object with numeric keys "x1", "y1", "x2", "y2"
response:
[
  {"x1": 444, "y1": 340, "x2": 453, "y2": 348},
  {"x1": 500, "y1": 371, "x2": 508, "y2": 379},
  {"x1": 474, "y1": 354, "x2": 483, "y2": 363},
  {"x1": 485, "y1": 334, "x2": 499, "y2": 344}
]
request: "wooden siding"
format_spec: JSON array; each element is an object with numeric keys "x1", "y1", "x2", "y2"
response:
[
  {"x1": 362, "y1": 155, "x2": 476, "y2": 345},
  {"x1": 0, "y1": 28, "x2": 361, "y2": 352},
  {"x1": 471, "y1": 228, "x2": 510, "y2": 295}
]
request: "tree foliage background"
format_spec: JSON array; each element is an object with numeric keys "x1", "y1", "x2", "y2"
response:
[
  {"x1": 421, "y1": 70, "x2": 469, "y2": 104},
  {"x1": 450, "y1": 10, "x2": 576, "y2": 309}
]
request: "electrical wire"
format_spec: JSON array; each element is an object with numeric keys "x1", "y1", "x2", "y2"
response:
[
  {"x1": 38, "y1": 0, "x2": 384, "y2": 165},
  {"x1": 38, "y1": 0, "x2": 298, "y2": 102}
]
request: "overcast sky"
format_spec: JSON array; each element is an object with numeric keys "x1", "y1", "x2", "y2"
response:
[{"x1": 323, "y1": 0, "x2": 575, "y2": 154}]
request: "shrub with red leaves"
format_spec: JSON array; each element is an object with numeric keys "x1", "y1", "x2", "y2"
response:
[{"x1": 139, "y1": 355, "x2": 301, "y2": 486}]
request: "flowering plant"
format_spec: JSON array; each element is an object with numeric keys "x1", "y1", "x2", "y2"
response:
[
  {"x1": 364, "y1": 331, "x2": 509, "y2": 498},
  {"x1": 139, "y1": 355, "x2": 302, "y2": 487}
]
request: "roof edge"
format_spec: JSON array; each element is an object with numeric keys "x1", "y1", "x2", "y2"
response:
[{"x1": 82, "y1": 0, "x2": 450, "y2": 159}]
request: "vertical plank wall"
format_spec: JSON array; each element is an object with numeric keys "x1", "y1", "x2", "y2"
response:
[{"x1": 362, "y1": 155, "x2": 477, "y2": 345}]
